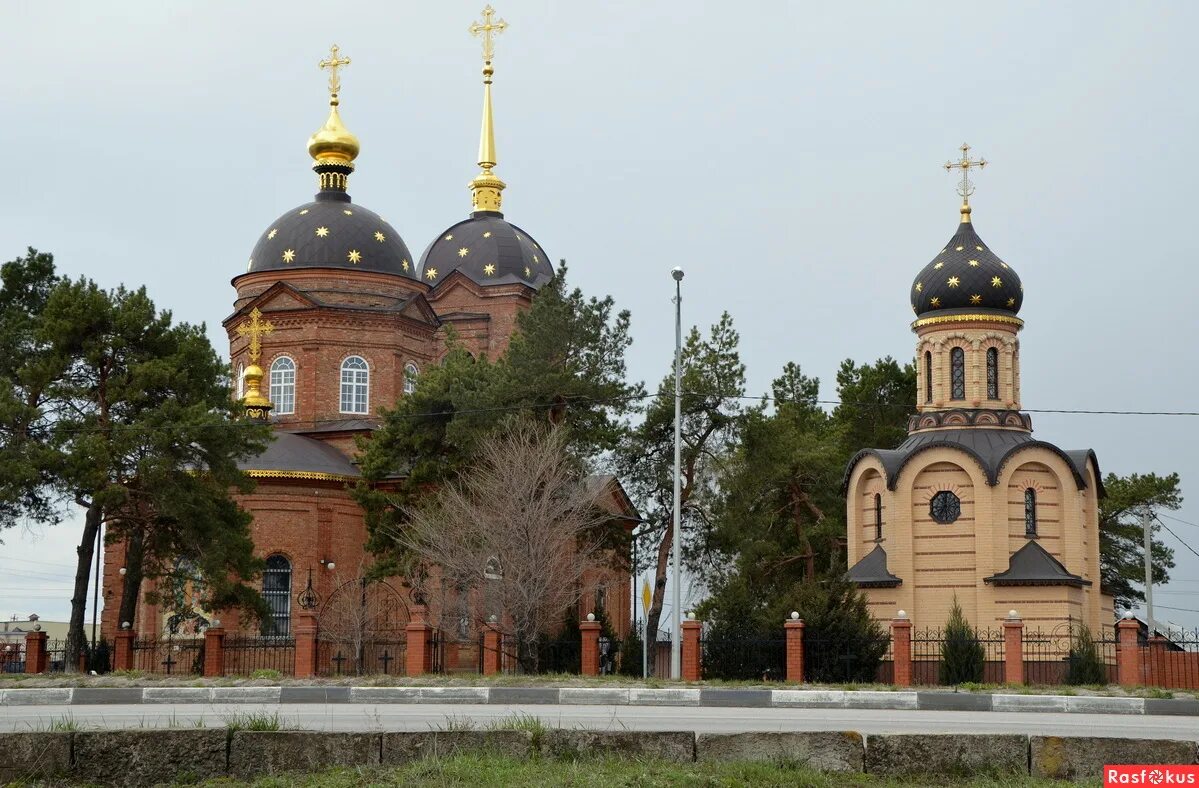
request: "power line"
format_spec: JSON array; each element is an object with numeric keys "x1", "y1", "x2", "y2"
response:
[
  {"x1": 1155, "y1": 517, "x2": 1199, "y2": 561},
  {"x1": 1159, "y1": 513, "x2": 1199, "y2": 530},
  {"x1": 1154, "y1": 604, "x2": 1199, "y2": 615}
]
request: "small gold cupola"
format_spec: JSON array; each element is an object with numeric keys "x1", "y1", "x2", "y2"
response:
[
  {"x1": 468, "y1": 6, "x2": 508, "y2": 213},
  {"x1": 307, "y1": 45, "x2": 360, "y2": 193}
]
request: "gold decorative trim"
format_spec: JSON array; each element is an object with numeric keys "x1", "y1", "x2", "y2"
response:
[
  {"x1": 912, "y1": 313, "x2": 1024, "y2": 329},
  {"x1": 245, "y1": 469, "x2": 357, "y2": 482}
]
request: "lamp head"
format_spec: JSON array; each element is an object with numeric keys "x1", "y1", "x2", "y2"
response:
[{"x1": 671, "y1": 267, "x2": 684, "y2": 282}]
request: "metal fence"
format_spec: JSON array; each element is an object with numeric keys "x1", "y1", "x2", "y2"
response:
[
  {"x1": 316, "y1": 637, "x2": 407, "y2": 676},
  {"x1": 1022, "y1": 627, "x2": 1118, "y2": 685},
  {"x1": 803, "y1": 632, "x2": 890, "y2": 684},
  {"x1": 131, "y1": 636, "x2": 205, "y2": 675},
  {"x1": 1143, "y1": 629, "x2": 1199, "y2": 690},
  {"x1": 701, "y1": 637, "x2": 787, "y2": 681},
  {"x1": 221, "y1": 636, "x2": 295, "y2": 676},
  {"x1": 910, "y1": 628, "x2": 1006, "y2": 685}
]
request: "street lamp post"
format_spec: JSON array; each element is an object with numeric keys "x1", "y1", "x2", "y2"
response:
[{"x1": 670, "y1": 266, "x2": 685, "y2": 679}]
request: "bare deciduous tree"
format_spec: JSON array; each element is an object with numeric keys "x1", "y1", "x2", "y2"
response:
[
  {"x1": 388, "y1": 423, "x2": 606, "y2": 672},
  {"x1": 316, "y1": 561, "x2": 409, "y2": 675}
]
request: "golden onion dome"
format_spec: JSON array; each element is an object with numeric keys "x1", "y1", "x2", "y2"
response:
[{"x1": 307, "y1": 105, "x2": 360, "y2": 165}]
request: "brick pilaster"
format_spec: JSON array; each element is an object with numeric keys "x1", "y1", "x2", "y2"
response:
[
  {"x1": 405, "y1": 604, "x2": 433, "y2": 677},
  {"x1": 293, "y1": 611, "x2": 318, "y2": 678},
  {"x1": 891, "y1": 617, "x2": 912, "y2": 687},
  {"x1": 113, "y1": 629, "x2": 135, "y2": 672},
  {"x1": 580, "y1": 619, "x2": 601, "y2": 676},
  {"x1": 784, "y1": 617, "x2": 805, "y2": 683},
  {"x1": 1003, "y1": 617, "x2": 1024, "y2": 685},
  {"x1": 482, "y1": 622, "x2": 501, "y2": 676},
  {"x1": 681, "y1": 618, "x2": 702, "y2": 682},
  {"x1": 203, "y1": 627, "x2": 225, "y2": 678},
  {"x1": 1148, "y1": 635, "x2": 1168, "y2": 688},
  {"x1": 1116, "y1": 618, "x2": 1141, "y2": 687},
  {"x1": 24, "y1": 631, "x2": 48, "y2": 674}
]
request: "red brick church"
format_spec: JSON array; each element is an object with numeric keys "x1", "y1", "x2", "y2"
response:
[{"x1": 101, "y1": 32, "x2": 635, "y2": 662}]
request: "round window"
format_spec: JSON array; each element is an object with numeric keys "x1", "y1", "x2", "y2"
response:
[{"x1": 929, "y1": 490, "x2": 961, "y2": 524}]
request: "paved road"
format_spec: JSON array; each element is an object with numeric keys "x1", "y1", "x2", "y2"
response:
[{"x1": 4, "y1": 703, "x2": 1198, "y2": 738}]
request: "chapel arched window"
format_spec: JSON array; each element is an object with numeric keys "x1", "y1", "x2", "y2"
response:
[
  {"x1": 269, "y1": 357, "x2": 296, "y2": 415},
  {"x1": 1024, "y1": 488, "x2": 1038, "y2": 536},
  {"x1": 950, "y1": 347, "x2": 966, "y2": 400},
  {"x1": 924, "y1": 351, "x2": 933, "y2": 403},
  {"x1": 404, "y1": 363, "x2": 419, "y2": 396},
  {"x1": 262, "y1": 555, "x2": 292, "y2": 636},
  {"x1": 340, "y1": 356, "x2": 369, "y2": 414},
  {"x1": 874, "y1": 493, "x2": 883, "y2": 541},
  {"x1": 986, "y1": 347, "x2": 999, "y2": 400}
]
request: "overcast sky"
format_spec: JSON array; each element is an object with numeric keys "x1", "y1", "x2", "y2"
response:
[{"x1": 3, "y1": 1, "x2": 1197, "y2": 630}]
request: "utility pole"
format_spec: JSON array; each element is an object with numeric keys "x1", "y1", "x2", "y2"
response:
[
  {"x1": 670, "y1": 266, "x2": 685, "y2": 680},
  {"x1": 1142, "y1": 506, "x2": 1155, "y2": 635}
]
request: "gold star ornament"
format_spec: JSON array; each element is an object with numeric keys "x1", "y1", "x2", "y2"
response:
[
  {"x1": 934, "y1": 261, "x2": 945, "y2": 270},
  {"x1": 524, "y1": 266, "x2": 531, "y2": 277},
  {"x1": 1007, "y1": 297, "x2": 1016, "y2": 307},
  {"x1": 458, "y1": 247, "x2": 470, "y2": 258},
  {"x1": 374, "y1": 231, "x2": 385, "y2": 242},
  {"x1": 425, "y1": 267, "x2": 438, "y2": 280},
  {"x1": 968, "y1": 259, "x2": 980, "y2": 267},
  {"x1": 947, "y1": 276, "x2": 961, "y2": 288},
  {"x1": 930, "y1": 297, "x2": 941, "y2": 307},
  {"x1": 915, "y1": 282, "x2": 923, "y2": 292},
  {"x1": 483, "y1": 263, "x2": 496, "y2": 276},
  {"x1": 316, "y1": 226, "x2": 330, "y2": 237},
  {"x1": 282, "y1": 249, "x2": 296, "y2": 263},
  {"x1": 402, "y1": 259, "x2": 410, "y2": 271},
  {"x1": 267, "y1": 228, "x2": 278, "y2": 240},
  {"x1": 343, "y1": 209, "x2": 353, "y2": 215},
  {"x1": 991, "y1": 276, "x2": 1003, "y2": 287},
  {"x1": 444, "y1": 234, "x2": 453, "y2": 241},
  {"x1": 969, "y1": 294, "x2": 982, "y2": 304},
  {"x1": 347, "y1": 249, "x2": 362, "y2": 264},
  {"x1": 482, "y1": 231, "x2": 492, "y2": 238}
]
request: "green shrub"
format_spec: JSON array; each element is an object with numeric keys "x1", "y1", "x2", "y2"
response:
[
  {"x1": 939, "y1": 598, "x2": 984, "y2": 685},
  {"x1": 250, "y1": 668, "x2": 282, "y2": 680},
  {"x1": 1065, "y1": 624, "x2": 1108, "y2": 685},
  {"x1": 616, "y1": 627, "x2": 645, "y2": 677}
]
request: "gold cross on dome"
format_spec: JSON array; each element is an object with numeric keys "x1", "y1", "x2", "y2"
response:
[
  {"x1": 944, "y1": 142, "x2": 987, "y2": 205},
  {"x1": 236, "y1": 307, "x2": 274, "y2": 364},
  {"x1": 470, "y1": 5, "x2": 508, "y2": 63},
  {"x1": 319, "y1": 44, "x2": 352, "y2": 97}
]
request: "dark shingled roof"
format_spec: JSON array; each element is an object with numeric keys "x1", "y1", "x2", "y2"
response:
[
  {"x1": 846, "y1": 545, "x2": 902, "y2": 588},
  {"x1": 910, "y1": 218, "x2": 1022, "y2": 318},
  {"x1": 238, "y1": 432, "x2": 360, "y2": 479},
  {"x1": 419, "y1": 211, "x2": 553, "y2": 288},
  {"x1": 843, "y1": 429, "x2": 1103, "y2": 495},
  {"x1": 985, "y1": 540, "x2": 1090, "y2": 587}
]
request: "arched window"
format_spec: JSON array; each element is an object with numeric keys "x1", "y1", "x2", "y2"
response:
[
  {"x1": 269, "y1": 357, "x2": 295, "y2": 414},
  {"x1": 874, "y1": 493, "x2": 883, "y2": 541},
  {"x1": 986, "y1": 347, "x2": 999, "y2": 400},
  {"x1": 340, "y1": 356, "x2": 369, "y2": 414},
  {"x1": 261, "y1": 555, "x2": 292, "y2": 636},
  {"x1": 237, "y1": 363, "x2": 245, "y2": 400},
  {"x1": 1024, "y1": 488, "x2": 1037, "y2": 536},
  {"x1": 950, "y1": 347, "x2": 966, "y2": 400},
  {"x1": 924, "y1": 351, "x2": 933, "y2": 403},
  {"x1": 404, "y1": 363, "x2": 419, "y2": 396}
]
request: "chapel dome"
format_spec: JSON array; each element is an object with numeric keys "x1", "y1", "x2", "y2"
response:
[
  {"x1": 910, "y1": 205, "x2": 1023, "y2": 319},
  {"x1": 418, "y1": 212, "x2": 553, "y2": 288},
  {"x1": 246, "y1": 195, "x2": 417, "y2": 280}
]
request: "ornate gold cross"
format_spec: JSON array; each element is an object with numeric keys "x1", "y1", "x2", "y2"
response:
[
  {"x1": 319, "y1": 44, "x2": 352, "y2": 97},
  {"x1": 470, "y1": 5, "x2": 508, "y2": 63},
  {"x1": 944, "y1": 142, "x2": 987, "y2": 204},
  {"x1": 236, "y1": 307, "x2": 274, "y2": 364}
]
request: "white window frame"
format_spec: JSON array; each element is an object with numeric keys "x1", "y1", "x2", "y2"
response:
[
  {"x1": 269, "y1": 356, "x2": 296, "y2": 415},
  {"x1": 237, "y1": 363, "x2": 245, "y2": 399},
  {"x1": 340, "y1": 356, "x2": 370, "y2": 414},
  {"x1": 403, "y1": 362, "x2": 419, "y2": 396}
]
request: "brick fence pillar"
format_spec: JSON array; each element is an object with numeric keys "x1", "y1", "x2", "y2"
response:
[
  {"x1": 405, "y1": 604, "x2": 433, "y2": 676},
  {"x1": 580, "y1": 616, "x2": 601, "y2": 676},
  {"x1": 784, "y1": 615, "x2": 805, "y2": 683},
  {"x1": 24, "y1": 630, "x2": 48, "y2": 674},
  {"x1": 482, "y1": 620, "x2": 502, "y2": 676},
  {"x1": 203, "y1": 627, "x2": 225, "y2": 678},
  {"x1": 891, "y1": 614, "x2": 912, "y2": 687},
  {"x1": 113, "y1": 628, "x2": 135, "y2": 672},
  {"x1": 1148, "y1": 635, "x2": 1169, "y2": 688},
  {"x1": 681, "y1": 617, "x2": 702, "y2": 682},
  {"x1": 1116, "y1": 618, "x2": 1141, "y2": 687},
  {"x1": 293, "y1": 611, "x2": 318, "y2": 678},
  {"x1": 1003, "y1": 614, "x2": 1024, "y2": 685}
]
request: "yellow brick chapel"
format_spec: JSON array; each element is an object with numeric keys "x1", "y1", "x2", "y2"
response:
[{"x1": 843, "y1": 146, "x2": 1114, "y2": 633}]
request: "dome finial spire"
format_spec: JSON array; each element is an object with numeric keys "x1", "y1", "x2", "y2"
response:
[
  {"x1": 468, "y1": 6, "x2": 508, "y2": 213},
  {"x1": 944, "y1": 142, "x2": 987, "y2": 224},
  {"x1": 308, "y1": 44, "x2": 360, "y2": 193}
]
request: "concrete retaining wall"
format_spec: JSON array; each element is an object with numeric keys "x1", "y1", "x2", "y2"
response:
[{"x1": 0, "y1": 729, "x2": 1195, "y2": 784}]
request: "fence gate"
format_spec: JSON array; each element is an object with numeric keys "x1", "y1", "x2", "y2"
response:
[{"x1": 316, "y1": 578, "x2": 410, "y2": 676}]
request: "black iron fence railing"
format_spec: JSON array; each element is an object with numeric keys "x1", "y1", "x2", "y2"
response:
[
  {"x1": 1142, "y1": 628, "x2": 1199, "y2": 690},
  {"x1": 909, "y1": 628, "x2": 1006, "y2": 685},
  {"x1": 701, "y1": 637, "x2": 786, "y2": 681},
  {"x1": 803, "y1": 632, "x2": 890, "y2": 684},
  {"x1": 316, "y1": 637, "x2": 407, "y2": 676},
  {"x1": 221, "y1": 636, "x2": 295, "y2": 676},
  {"x1": 131, "y1": 636, "x2": 205, "y2": 675}
]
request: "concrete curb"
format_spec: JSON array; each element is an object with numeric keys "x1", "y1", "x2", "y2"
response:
[{"x1": 0, "y1": 685, "x2": 1192, "y2": 714}]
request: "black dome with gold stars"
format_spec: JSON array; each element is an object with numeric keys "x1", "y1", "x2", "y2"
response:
[
  {"x1": 245, "y1": 192, "x2": 417, "y2": 280},
  {"x1": 418, "y1": 211, "x2": 553, "y2": 288},
  {"x1": 910, "y1": 210, "x2": 1022, "y2": 318}
]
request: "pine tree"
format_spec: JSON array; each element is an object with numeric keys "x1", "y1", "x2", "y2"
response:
[
  {"x1": 939, "y1": 598, "x2": 985, "y2": 685},
  {"x1": 1066, "y1": 623, "x2": 1108, "y2": 686}
]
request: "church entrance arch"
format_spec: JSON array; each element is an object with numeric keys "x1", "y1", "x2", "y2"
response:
[{"x1": 316, "y1": 578, "x2": 411, "y2": 675}]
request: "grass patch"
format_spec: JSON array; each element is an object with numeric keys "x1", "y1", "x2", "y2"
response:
[
  {"x1": 223, "y1": 710, "x2": 289, "y2": 732},
  {"x1": 1145, "y1": 687, "x2": 1175, "y2": 700},
  {"x1": 25, "y1": 713, "x2": 84, "y2": 732},
  {"x1": 194, "y1": 754, "x2": 1083, "y2": 786},
  {"x1": 248, "y1": 669, "x2": 283, "y2": 680}
]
